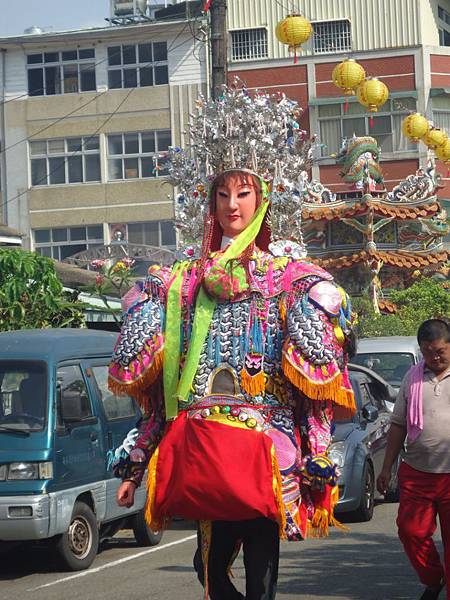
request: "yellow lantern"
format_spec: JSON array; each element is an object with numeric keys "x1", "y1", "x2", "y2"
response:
[
  {"x1": 434, "y1": 138, "x2": 450, "y2": 163},
  {"x1": 356, "y1": 78, "x2": 389, "y2": 112},
  {"x1": 275, "y1": 14, "x2": 312, "y2": 62},
  {"x1": 401, "y1": 113, "x2": 429, "y2": 143},
  {"x1": 332, "y1": 59, "x2": 366, "y2": 95},
  {"x1": 421, "y1": 127, "x2": 448, "y2": 149}
]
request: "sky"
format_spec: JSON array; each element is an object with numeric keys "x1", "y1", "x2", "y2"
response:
[{"x1": 0, "y1": 0, "x2": 110, "y2": 37}]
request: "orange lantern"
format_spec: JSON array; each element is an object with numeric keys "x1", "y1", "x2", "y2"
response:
[
  {"x1": 401, "y1": 113, "x2": 429, "y2": 143},
  {"x1": 332, "y1": 59, "x2": 366, "y2": 95},
  {"x1": 421, "y1": 127, "x2": 448, "y2": 149},
  {"x1": 434, "y1": 138, "x2": 450, "y2": 163},
  {"x1": 356, "y1": 78, "x2": 389, "y2": 112},
  {"x1": 275, "y1": 14, "x2": 312, "y2": 63}
]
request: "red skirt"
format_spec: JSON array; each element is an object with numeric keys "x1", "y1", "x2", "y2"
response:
[{"x1": 146, "y1": 412, "x2": 284, "y2": 525}]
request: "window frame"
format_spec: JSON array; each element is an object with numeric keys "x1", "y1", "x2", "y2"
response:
[
  {"x1": 317, "y1": 97, "x2": 417, "y2": 158},
  {"x1": 34, "y1": 224, "x2": 104, "y2": 262},
  {"x1": 312, "y1": 19, "x2": 352, "y2": 55},
  {"x1": 27, "y1": 48, "x2": 96, "y2": 97},
  {"x1": 29, "y1": 136, "x2": 101, "y2": 187},
  {"x1": 121, "y1": 220, "x2": 177, "y2": 250},
  {"x1": 107, "y1": 42, "x2": 168, "y2": 89},
  {"x1": 230, "y1": 27, "x2": 269, "y2": 61},
  {"x1": 106, "y1": 130, "x2": 171, "y2": 181}
]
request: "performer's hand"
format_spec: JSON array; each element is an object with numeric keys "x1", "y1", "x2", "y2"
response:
[
  {"x1": 117, "y1": 480, "x2": 137, "y2": 508},
  {"x1": 376, "y1": 468, "x2": 391, "y2": 495}
]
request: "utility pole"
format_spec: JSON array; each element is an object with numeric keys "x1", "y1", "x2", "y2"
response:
[{"x1": 209, "y1": 0, "x2": 228, "y2": 99}]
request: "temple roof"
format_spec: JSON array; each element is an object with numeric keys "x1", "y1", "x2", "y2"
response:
[
  {"x1": 302, "y1": 197, "x2": 442, "y2": 221},
  {"x1": 313, "y1": 249, "x2": 449, "y2": 270}
]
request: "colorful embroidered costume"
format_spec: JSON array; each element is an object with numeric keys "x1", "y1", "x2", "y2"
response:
[
  {"x1": 108, "y1": 84, "x2": 356, "y2": 598},
  {"x1": 109, "y1": 242, "x2": 355, "y2": 539}
]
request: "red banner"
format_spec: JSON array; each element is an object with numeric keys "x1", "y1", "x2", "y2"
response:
[{"x1": 203, "y1": 0, "x2": 212, "y2": 11}]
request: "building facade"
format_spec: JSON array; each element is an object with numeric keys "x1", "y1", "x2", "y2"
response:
[
  {"x1": 0, "y1": 12, "x2": 206, "y2": 262},
  {"x1": 0, "y1": 0, "x2": 449, "y2": 269}
]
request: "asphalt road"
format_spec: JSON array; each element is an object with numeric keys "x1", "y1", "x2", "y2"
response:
[{"x1": 0, "y1": 501, "x2": 444, "y2": 600}]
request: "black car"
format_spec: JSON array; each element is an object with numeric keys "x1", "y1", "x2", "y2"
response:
[{"x1": 328, "y1": 363, "x2": 399, "y2": 522}]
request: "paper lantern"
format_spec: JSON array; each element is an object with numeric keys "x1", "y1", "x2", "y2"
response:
[
  {"x1": 422, "y1": 127, "x2": 448, "y2": 149},
  {"x1": 434, "y1": 138, "x2": 450, "y2": 163},
  {"x1": 332, "y1": 59, "x2": 366, "y2": 95},
  {"x1": 275, "y1": 15, "x2": 312, "y2": 62},
  {"x1": 356, "y1": 78, "x2": 389, "y2": 112},
  {"x1": 401, "y1": 113, "x2": 429, "y2": 142}
]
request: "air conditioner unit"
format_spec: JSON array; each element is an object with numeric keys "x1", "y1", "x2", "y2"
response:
[{"x1": 113, "y1": 0, "x2": 147, "y2": 17}]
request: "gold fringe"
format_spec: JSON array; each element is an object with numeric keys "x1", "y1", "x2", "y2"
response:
[
  {"x1": 282, "y1": 353, "x2": 356, "y2": 412},
  {"x1": 307, "y1": 485, "x2": 349, "y2": 537},
  {"x1": 199, "y1": 520, "x2": 212, "y2": 600},
  {"x1": 271, "y1": 446, "x2": 287, "y2": 540},
  {"x1": 108, "y1": 350, "x2": 164, "y2": 411},
  {"x1": 144, "y1": 447, "x2": 162, "y2": 531},
  {"x1": 240, "y1": 368, "x2": 266, "y2": 396}
]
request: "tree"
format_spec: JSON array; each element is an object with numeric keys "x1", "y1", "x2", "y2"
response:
[
  {"x1": 0, "y1": 248, "x2": 85, "y2": 331},
  {"x1": 352, "y1": 276, "x2": 449, "y2": 338}
]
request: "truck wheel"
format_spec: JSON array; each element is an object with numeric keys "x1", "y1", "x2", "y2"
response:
[
  {"x1": 350, "y1": 462, "x2": 375, "y2": 522},
  {"x1": 132, "y1": 509, "x2": 163, "y2": 546},
  {"x1": 55, "y1": 501, "x2": 99, "y2": 571}
]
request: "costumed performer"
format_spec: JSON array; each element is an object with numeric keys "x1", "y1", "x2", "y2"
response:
[{"x1": 108, "y1": 84, "x2": 356, "y2": 600}]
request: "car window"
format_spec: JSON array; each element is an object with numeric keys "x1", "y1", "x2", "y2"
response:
[
  {"x1": 352, "y1": 352, "x2": 415, "y2": 386},
  {"x1": 56, "y1": 365, "x2": 92, "y2": 426},
  {"x1": 91, "y1": 365, "x2": 135, "y2": 420},
  {"x1": 0, "y1": 360, "x2": 47, "y2": 431}
]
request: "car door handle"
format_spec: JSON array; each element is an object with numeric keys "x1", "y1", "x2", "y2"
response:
[{"x1": 90, "y1": 432, "x2": 98, "y2": 442}]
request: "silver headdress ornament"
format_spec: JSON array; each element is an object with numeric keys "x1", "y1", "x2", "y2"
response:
[{"x1": 164, "y1": 81, "x2": 317, "y2": 259}]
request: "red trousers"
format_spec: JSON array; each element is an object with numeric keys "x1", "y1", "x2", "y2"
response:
[{"x1": 397, "y1": 462, "x2": 450, "y2": 598}]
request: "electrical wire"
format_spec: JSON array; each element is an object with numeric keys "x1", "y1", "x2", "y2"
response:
[{"x1": 0, "y1": 18, "x2": 202, "y2": 213}]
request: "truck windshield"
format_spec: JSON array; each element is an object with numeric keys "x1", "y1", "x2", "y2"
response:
[
  {"x1": 352, "y1": 352, "x2": 415, "y2": 387},
  {"x1": 0, "y1": 361, "x2": 47, "y2": 432}
]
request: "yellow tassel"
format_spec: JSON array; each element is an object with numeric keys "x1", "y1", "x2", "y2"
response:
[
  {"x1": 108, "y1": 350, "x2": 164, "y2": 411},
  {"x1": 271, "y1": 446, "x2": 287, "y2": 539},
  {"x1": 329, "y1": 485, "x2": 349, "y2": 531},
  {"x1": 240, "y1": 368, "x2": 266, "y2": 396},
  {"x1": 144, "y1": 447, "x2": 162, "y2": 531},
  {"x1": 282, "y1": 353, "x2": 356, "y2": 412},
  {"x1": 199, "y1": 520, "x2": 212, "y2": 600}
]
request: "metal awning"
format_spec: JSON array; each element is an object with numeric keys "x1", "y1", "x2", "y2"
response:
[
  {"x1": 430, "y1": 88, "x2": 450, "y2": 97},
  {"x1": 308, "y1": 90, "x2": 418, "y2": 106}
]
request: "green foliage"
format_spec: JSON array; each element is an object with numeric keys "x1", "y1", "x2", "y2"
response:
[
  {"x1": 0, "y1": 249, "x2": 85, "y2": 331},
  {"x1": 89, "y1": 258, "x2": 136, "y2": 324},
  {"x1": 352, "y1": 277, "x2": 450, "y2": 338}
]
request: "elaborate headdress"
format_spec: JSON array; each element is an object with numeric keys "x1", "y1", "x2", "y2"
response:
[{"x1": 165, "y1": 81, "x2": 316, "y2": 259}]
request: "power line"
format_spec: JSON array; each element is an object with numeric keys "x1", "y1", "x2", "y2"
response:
[
  {"x1": 0, "y1": 89, "x2": 109, "y2": 156},
  {"x1": 0, "y1": 18, "x2": 202, "y2": 213},
  {"x1": 0, "y1": 86, "x2": 135, "y2": 214},
  {"x1": 0, "y1": 20, "x2": 196, "y2": 157}
]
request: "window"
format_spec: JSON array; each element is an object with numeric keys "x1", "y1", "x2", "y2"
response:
[
  {"x1": 126, "y1": 220, "x2": 176, "y2": 249},
  {"x1": 231, "y1": 28, "x2": 268, "y2": 61},
  {"x1": 56, "y1": 365, "x2": 92, "y2": 426},
  {"x1": 34, "y1": 224, "x2": 103, "y2": 261},
  {"x1": 432, "y1": 95, "x2": 450, "y2": 130},
  {"x1": 313, "y1": 20, "x2": 351, "y2": 54},
  {"x1": 30, "y1": 136, "x2": 100, "y2": 187},
  {"x1": 107, "y1": 130, "x2": 170, "y2": 180},
  {"x1": 91, "y1": 366, "x2": 135, "y2": 420},
  {"x1": 107, "y1": 42, "x2": 168, "y2": 89},
  {"x1": 27, "y1": 48, "x2": 96, "y2": 96},
  {"x1": 318, "y1": 97, "x2": 417, "y2": 157},
  {"x1": 438, "y1": 5, "x2": 450, "y2": 25}
]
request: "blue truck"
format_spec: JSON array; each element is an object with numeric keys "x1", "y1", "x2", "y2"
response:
[{"x1": 0, "y1": 328, "x2": 161, "y2": 571}]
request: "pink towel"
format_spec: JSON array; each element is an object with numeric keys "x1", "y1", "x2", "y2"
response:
[{"x1": 407, "y1": 359, "x2": 425, "y2": 442}]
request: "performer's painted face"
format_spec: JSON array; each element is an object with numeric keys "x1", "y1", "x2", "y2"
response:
[{"x1": 215, "y1": 173, "x2": 258, "y2": 238}]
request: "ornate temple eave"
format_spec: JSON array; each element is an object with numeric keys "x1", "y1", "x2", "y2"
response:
[
  {"x1": 302, "y1": 197, "x2": 442, "y2": 222},
  {"x1": 312, "y1": 249, "x2": 449, "y2": 270}
]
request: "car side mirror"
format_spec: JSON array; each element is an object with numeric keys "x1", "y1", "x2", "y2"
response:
[{"x1": 362, "y1": 404, "x2": 379, "y2": 422}]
